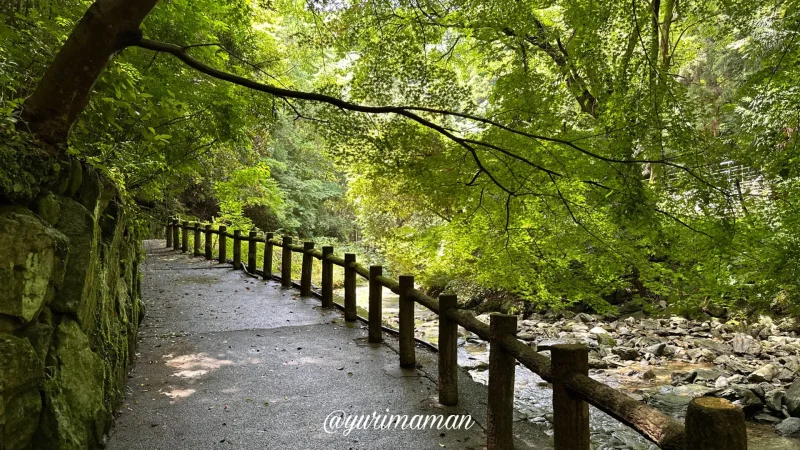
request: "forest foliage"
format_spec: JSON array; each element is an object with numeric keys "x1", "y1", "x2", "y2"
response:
[{"x1": 2, "y1": 0, "x2": 800, "y2": 316}]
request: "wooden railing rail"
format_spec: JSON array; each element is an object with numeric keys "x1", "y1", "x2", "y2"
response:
[{"x1": 163, "y1": 219, "x2": 747, "y2": 450}]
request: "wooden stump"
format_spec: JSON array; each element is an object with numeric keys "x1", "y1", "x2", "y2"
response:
[
  {"x1": 165, "y1": 222, "x2": 172, "y2": 248},
  {"x1": 685, "y1": 397, "x2": 746, "y2": 450}
]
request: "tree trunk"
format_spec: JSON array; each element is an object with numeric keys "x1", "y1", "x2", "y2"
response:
[{"x1": 20, "y1": 0, "x2": 159, "y2": 149}]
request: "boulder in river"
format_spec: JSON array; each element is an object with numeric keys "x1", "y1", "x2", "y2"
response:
[
  {"x1": 776, "y1": 417, "x2": 800, "y2": 437},
  {"x1": 596, "y1": 333, "x2": 616, "y2": 347},
  {"x1": 768, "y1": 390, "x2": 785, "y2": 413},
  {"x1": 648, "y1": 392, "x2": 693, "y2": 418},
  {"x1": 728, "y1": 386, "x2": 765, "y2": 417},
  {"x1": 748, "y1": 363, "x2": 780, "y2": 383},
  {"x1": 785, "y1": 378, "x2": 800, "y2": 417},
  {"x1": 612, "y1": 346, "x2": 639, "y2": 361},
  {"x1": 731, "y1": 333, "x2": 761, "y2": 355},
  {"x1": 671, "y1": 370, "x2": 696, "y2": 385},
  {"x1": 694, "y1": 368, "x2": 723, "y2": 384},
  {"x1": 588, "y1": 326, "x2": 607, "y2": 335},
  {"x1": 694, "y1": 338, "x2": 732, "y2": 355},
  {"x1": 641, "y1": 342, "x2": 666, "y2": 356}
]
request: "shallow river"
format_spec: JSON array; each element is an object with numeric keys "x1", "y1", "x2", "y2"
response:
[{"x1": 336, "y1": 285, "x2": 798, "y2": 449}]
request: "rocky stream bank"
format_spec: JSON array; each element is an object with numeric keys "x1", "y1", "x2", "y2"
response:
[{"x1": 454, "y1": 311, "x2": 800, "y2": 449}]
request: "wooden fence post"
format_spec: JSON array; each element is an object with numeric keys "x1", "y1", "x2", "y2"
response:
[
  {"x1": 166, "y1": 221, "x2": 172, "y2": 248},
  {"x1": 344, "y1": 253, "x2": 357, "y2": 321},
  {"x1": 248, "y1": 230, "x2": 258, "y2": 273},
  {"x1": 233, "y1": 230, "x2": 242, "y2": 269},
  {"x1": 321, "y1": 246, "x2": 333, "y2": 307},
  {"x1": 552, "y1": 344, "x2": 590, "y2": 450},
  {"x1": 263, "y1": 232, "x2": 274, "y2": 280},
  {"x1": 204, "y1": 224, "x2": 212, "y2": 259},
  {"x1": 438, "y1": 293, "x2": 458, "y2": 406},
  {"x1": 172, "y1": 219, "x2": 179, "y2": 251},
  {"x1": 181, "y1": 220, "x2": 189, "y2": 252},
  {"x1": 193, "y1": 222, "x2": 201, "y2": 256},
  {"x1": 487, "y1": 314, "x2": 517, "y2": 450},
  {"x1": 398, "y1": 275, "x2": 415, "y2": 368},
  {"x1": 301, "y1": 242, "x2": 314, "y2": 296},
  {"x1": 218, "y1": 225, "x2": 227, "y2": 263},
  {"x1": 281, "y1": 236, "x2": 292, "y2": 287},
  {"x1": 368, "y1": 265, "x2": 382, "y2": 343},
  {"x1": 685, "y1": 397, "x2": 746, "y2": 450}
]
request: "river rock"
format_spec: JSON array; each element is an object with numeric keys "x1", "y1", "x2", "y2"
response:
[
  {"x1": 588, "y1": 326, "x2": 607, "y2": 335},
  {"x1": 662, "y1": 345, "x2": 680, "y2": 356},
  {"x1": 575, "y1": 313, "x2": 594, "y2": 323},
  {"x1": 637, "y1": 319, "x2": 657, "y2": 330},
  {"x1": 754, "y1": 413, "x2": 782, "y2": 424},
  {"x1": 588, "y1": 357, "x2": 609, "y2": 369},
  {"x1": 694, "y1": 368, "x2": 722, "y2": 384},
  {"x1": 731, "y1": 387, "x2": 765, "y2": 416},
  {"x1": 694, "y1": 338, "x2": 732, "y2": 354},
  {"x1": 783, "y1": 356, "x2": 800, "y2": 373},
  {"x1": 648, "y1": 393, "x2": 693, "y2": 418},
  {"x1": 596, "y1": 333, "x2": 616, "y2": 347},
  {"x1": 776, "y1": 417, "x2": 800, "y2": 437},
  {"x1": 612, "y1": 346, "x2": 639, "y2": 360},
  {"x1": 785, "y1": 378, "x2": 800, "y2": 417},
  {"x1": 731, "y1": 333, "x2": 761, "y2": 355},
  {"x1": 641, "y1": 342, "x2": 666, "y2": 356},
  {"x1": 777, "y1": 318, "x2": 800, "y2": 333},
  {"x1": 715, "y1": 376, "x2": 729, "y2": 389},
  {"x1": 517, "y1": 331, "x2": 537, "y2": 341},
  {"x1": 714, "y1": 355, "x2": 752, "y2": 374},
  {"x1": 671, "y1": 371, "x2": 696, "y2": 385},
  {"x1": 777, "y1": 368, "x2": 796, "y2": 382},
  {"x1": 748, "y1": 363, "x2": 780, "y2": 382},
  {"x1": 768, "y1": 390, "x2": 785, "y2": 412}
]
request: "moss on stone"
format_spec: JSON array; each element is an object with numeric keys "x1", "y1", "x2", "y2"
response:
[
  {"x1": 37, "y1": 318, "x2": 107, "y2": 449},
  {"x1": 3, "y1": 389, "x2": 41, "y2": 450},
  {"x1": 0, "y1": 208, "x2": 68, "y2": 322},
  {"x1": 1, "y1": 153, "x2": 143, "y2": 450}
]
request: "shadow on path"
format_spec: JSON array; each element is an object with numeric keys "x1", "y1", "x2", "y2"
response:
[{"x1": 106, "y1": 240, "x2": 553, "y2": 449}]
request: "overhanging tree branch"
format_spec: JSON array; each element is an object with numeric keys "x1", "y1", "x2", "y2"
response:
[{"x1": 133, "y1": 37, "x2": 723, "y2": 197}]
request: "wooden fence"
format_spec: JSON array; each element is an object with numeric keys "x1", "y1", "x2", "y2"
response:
[{"x1": 164, "y1": 219, "x2": 748, "y2": 450}]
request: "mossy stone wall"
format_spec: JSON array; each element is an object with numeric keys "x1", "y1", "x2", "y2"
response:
[{"x1": 0, "y1": 154, "x2": 143, "y2": 450}]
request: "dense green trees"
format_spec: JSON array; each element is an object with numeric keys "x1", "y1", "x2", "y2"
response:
[{"x1": 2, "y1": 0, "x2": 799, "y2": 315}]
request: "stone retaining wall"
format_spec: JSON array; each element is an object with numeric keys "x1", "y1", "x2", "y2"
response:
[{"x1": 0, "y1": 154, "x2": 143, "y2": 449}]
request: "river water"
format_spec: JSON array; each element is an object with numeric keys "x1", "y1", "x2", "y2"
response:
[{"x1": 336, "y1": 285, "x2": 798, "y2": 449}]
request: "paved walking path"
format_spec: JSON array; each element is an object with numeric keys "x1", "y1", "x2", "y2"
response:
[{"x1": 106, "y1": 240, "x2": 553, "y2": 449}]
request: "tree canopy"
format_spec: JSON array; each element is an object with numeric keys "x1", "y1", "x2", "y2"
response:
[{"x1": 2, "y1": 0, "x2": 799, "y2": 315}]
